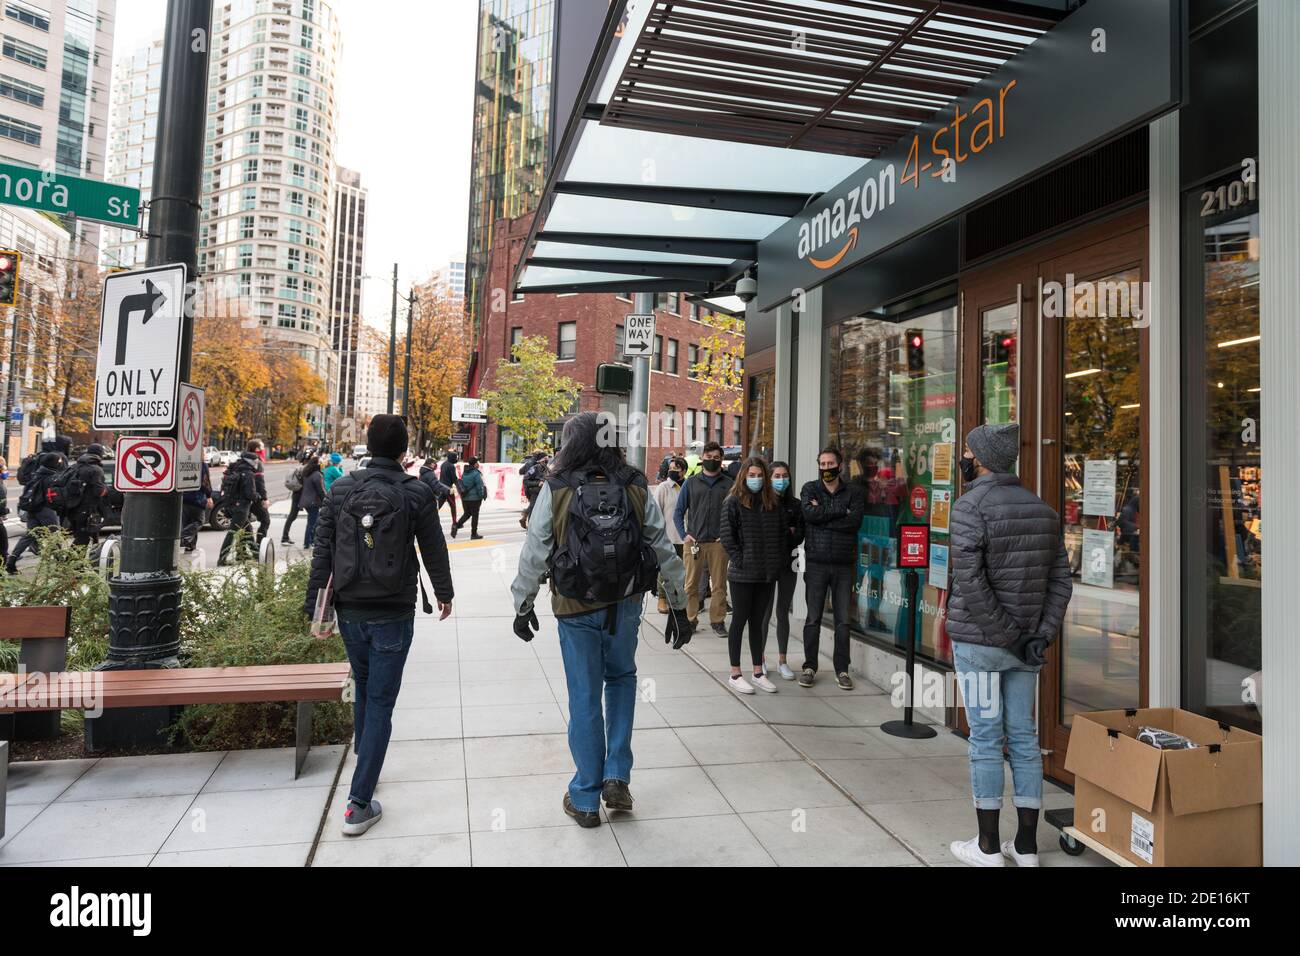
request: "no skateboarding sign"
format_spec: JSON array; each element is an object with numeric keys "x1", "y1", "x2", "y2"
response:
[{"x1": 114, "y1": 437, "x2": 176, "y2": 493}]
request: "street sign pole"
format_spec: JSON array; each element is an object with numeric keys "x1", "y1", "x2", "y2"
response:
[
  {"x1": 96, "y1": 0, "x2": 211, "y2": 746},
  {"x1": 628, "y1": 294, "x2": 653, "y2": 470}
]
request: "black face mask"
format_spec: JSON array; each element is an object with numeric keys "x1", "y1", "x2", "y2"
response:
[
  {"x1": 820, "y1": 466, "x2": 840, "y2": 482},
  {"x1": 702, "y1": 459, "x2": 721, "y2": 473},
  {"x1": 959, "y1": 456, "x2": 978, "y2": 483},
  {"x1": 669, "y1": 472, "x2": 684, "y2": 485}
]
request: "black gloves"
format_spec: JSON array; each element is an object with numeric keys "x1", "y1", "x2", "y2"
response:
[
  {"x1": 1020, "y1": 637, "x2": 1050, "y2": 666},
  {"x1": 664, "y1": 606, "x2": 693, "y2": 650},
  {"x1": 513, "y1": 608, "x2": 540, "y2": 642}
]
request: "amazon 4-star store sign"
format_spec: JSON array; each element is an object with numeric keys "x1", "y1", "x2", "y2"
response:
[
  {"x1": 758, "y1": 0, "x2": 1182, "y2": 310},
  {"x1": 93, "y1": 264, "x2": 188, "y2": 430}
]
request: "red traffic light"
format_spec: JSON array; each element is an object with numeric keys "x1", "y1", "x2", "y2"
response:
[
  {"x1": 1001, "y1": 336, "x2": 1014, "y2": 348},
  {"x1": 910, "y1": 334, "x2": 923, "y2": 348},
  {"x1": 0, "y1": 256, "x2": 11, "y2": 272}
]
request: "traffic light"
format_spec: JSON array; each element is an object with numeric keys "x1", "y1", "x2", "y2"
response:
[
  {"x1": 0, "y1": 250, "x2": 20, "y2": 306},
  {"x1": 994, "y1": 334, "x2": 1015, "y2": 366},
  {"x1": 596, "y1": 363, "x2": 634, "y2": 395},
  {"x1": 906, "y1": 329, "x2": 925, "y2": 373}
]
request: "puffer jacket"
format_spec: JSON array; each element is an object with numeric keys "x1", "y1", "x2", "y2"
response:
[
  {"x1": 945, "y1": 471, "x2": 1073, "y2": 649},
  {"x1": 458, "y1": 466, "x2": 487, "y2": 502},
  {"x1": 720, "y1": 494, "x2": 787, "y2": 583},
  {"x1": 776, "y1": 491, "x2": 805, "y2": 557},
  {"x1": 800, "y1": 480, "x2": 865, "y2": 566}
]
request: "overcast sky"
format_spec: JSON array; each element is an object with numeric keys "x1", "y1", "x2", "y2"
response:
[{"x1": 112, "y1": 0, "x2": 477, "y2": 329}]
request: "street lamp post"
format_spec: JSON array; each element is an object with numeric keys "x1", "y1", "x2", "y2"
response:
[{"x1": 387, "y1": 263, "x2": 397, "y2": 414}]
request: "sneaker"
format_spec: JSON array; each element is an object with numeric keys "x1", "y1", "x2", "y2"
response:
[
  {"x1": 1000, "y1": 840, "x2": 1040, "y2": 867},
  {"x1": 950, "y1": 836, "x2": 1006, "y2": 867},
  {"x1": 341, "y1": 798, "x2": 383, "y2": 837},
  {"x1": 797, "y1": 667, "x2": 815, "y2": 688},
  {"x1": 728, "y1": 674, "x2": 755, "y2": 695},
  {"x1": 836, "y1": 671, "x2": 855, "y2": 691},
  {"x1": 563, "y1": 793, "x2": 601, "y2": 828},
  {"x1": 450, "y1": 523, "x2": 458, "y2": 539},
  {"x1": 778, "y1": 662, "x2": 796, "y2": 681},
  {"x1": 470, "y1": 533, "x2": 485, "y2": 540},
  {"x1": 602, "y1": 779, "x2": 634, "y2": 812},
  {"x1": 711, "y1": 622, "x2": 727, "y2": 637},
  {"x1": 751, "y1": 674, "x2": 778, "y2": 694},
  {"x1": 279, "y1": 538, "x2": 291, "y2": 545}
]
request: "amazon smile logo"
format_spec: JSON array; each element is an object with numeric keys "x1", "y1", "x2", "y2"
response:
[{"x1": 797, "y1": 162, "x2": 896, "y2": 270}]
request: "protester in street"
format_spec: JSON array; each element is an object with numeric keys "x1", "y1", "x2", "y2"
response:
[
  {"x1": 451, "y1": 455, "x2": 486, "y2": 540},
  {"x1": 246, "y1": 439, "x2": 272, "y2": 543},
  {"x1": 519, "y1": 450, "x2": 548, "y2": 529},
  {"x1": 438, "y1": 450, "x2": 460, "y2": 526},
  {"x1": 62, "y1": 443, "x2": 112, "y2": 547},
  {"x1": 305, "y1": 414, "x2": 453, "y2": 837},
  {"x1": 511, "y1": 412, "x2": 690, "y2": 828},
  {"x1": 299, "y1": 455, "x2": 326, "y2": 548},
  {"x1": 5, "y1": 439, "x2": 70, "y2": 574},
  {"x1": 419, "y1": 457, "x2": 452, "y2": 509},
  {"x1": 719, "y1": 457, "x2": 785, "y2": 695},
  {"x1": 799, "y1": 446, "x2": 865, "y2": 690},
  {"x1": 673, "y1": 441, "x2": 732, "y2": 635},
  {"x1": 946, "y1": 424, "x2": 1072, "y2": 868},
  {"x1": 281, "y1": 459, "x2": 305, "y2": 545},
  {"x1": 324, "y1": 452, "x2": 344, "y2": 492},
  {"x1": 219, "y1": 441, "x2": 269, "y2": 564},
  {"x1": 653, "y1": 455, "x2": 687, "y2": 614},
  {"x1": 181, "y1": 461, "x2": 213, "y2": 553},
  {"x1": 759, "y1": 461, "x2": 804, "y2": 680}
]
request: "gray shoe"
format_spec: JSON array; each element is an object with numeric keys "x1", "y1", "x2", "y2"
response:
[
  {"x1": 798, "y1": 667, "x2": 815, "y2": 688},
  {"x1": 342, "y1": 798, "x2": 382, "y2": 836},
  {"x1": 836, "y1": 671, "x2": 855, "y2": 691}
]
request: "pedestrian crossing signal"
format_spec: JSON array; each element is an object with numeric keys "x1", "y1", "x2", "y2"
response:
[{"x1": 0, "y1": 249, "x2": 19, "y2": 306}]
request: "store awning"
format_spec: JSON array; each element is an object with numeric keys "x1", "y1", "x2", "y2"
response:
[{"x1": 514, "y1": 0, "x2": 1066, "y2": 302}]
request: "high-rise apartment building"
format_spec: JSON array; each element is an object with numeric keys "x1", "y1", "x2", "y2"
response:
[
  {"x1": 328, "y1": 163, "x2": 365, "y2": 424},
  {"x1": 200, "y1": 0, "x2": 343, "y2": 429},
  {"x1": 433, "y1": 259, "x2": 465, "y2": 302},
  {"x1": 101, "y1": 33, "x2": 160, "y2": 270}
]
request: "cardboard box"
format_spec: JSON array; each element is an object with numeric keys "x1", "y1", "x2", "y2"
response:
[{"x1": 1064, "y1": 708, "x2": 1262, "y2": 866}]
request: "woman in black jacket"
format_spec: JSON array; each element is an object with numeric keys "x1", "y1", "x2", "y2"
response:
[
  {"x1": 299, "y1": 456, "x2": 327, "y2": 548},
  {"x1": 760, "y1": 461, "x2": 805, "y2": 681},
  {"x1": 719, "y1": 457, "x2": 787, "y2": 695}
]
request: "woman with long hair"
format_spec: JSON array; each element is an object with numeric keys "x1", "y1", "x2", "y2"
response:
[
  {"x1": 760, "y1": 461, "x2": 805, "y2": 680},
  {"x1": 719, "y1": 456, "x2": 787, "y2": 694}
]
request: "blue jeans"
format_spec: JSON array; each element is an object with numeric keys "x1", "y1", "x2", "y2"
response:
[
  {"x1": 338, "y1": 611, "x2": 415, "y2": 807},
  {"x1": 952, "y1": 641, "x2": 1042, "y2": 811},
  {"x1": 557, "y1": 597, "x2": 641, "y2": 813},
  {"x1": 303, "y1": 506, "x2": 320, "y2": 547}
]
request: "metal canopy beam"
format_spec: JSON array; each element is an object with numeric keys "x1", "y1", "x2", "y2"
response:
[
  {"x1": 553, "y1": 181, "x2": 815, "y2": 217},
  {"x1": 538, "y1": 232, "x2": 759, "y2": 260},
  {"x1": 525, "y1": 258, "x2": 736, "y2": 281},
  {"x1": 519, "y1": 278, "x2": 723, "y2": 295}
]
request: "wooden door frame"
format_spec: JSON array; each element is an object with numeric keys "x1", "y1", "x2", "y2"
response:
[{"x1": 955, "y1": 205, "x2": 1150, "y2": 782}]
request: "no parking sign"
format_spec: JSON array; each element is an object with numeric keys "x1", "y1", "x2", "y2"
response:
[{"x1": 114, "y1": 436, "x2": 176, "y2": 493}]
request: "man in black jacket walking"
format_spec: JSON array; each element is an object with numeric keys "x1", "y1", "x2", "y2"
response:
[
  {"x1": 219, "y1": 442, "x2": 269, "y2": 564},
  {"x1": 64, "y1": 443, "x2": 112, "y2": 546},
  {"x1": 5, "y1": 439, "x2": 68, "y2": 573},
  {"x1": 305, "y1": 414, "x2": 454, "y2": 837},
  {"x1": 438, "y1": 450, "x2": 460, "y2": 524},
  {"x1": 799, "y1": 446, "x2": 865, "y2": 690}
]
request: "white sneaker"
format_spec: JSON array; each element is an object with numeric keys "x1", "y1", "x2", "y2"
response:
[
  {"x1": 949, "y1": 836, "x2": 1006, "y2": 867},
  {"x1": 750, "y1": 674, "x2": 778, "y2": 693},
  {"x1": 778, "y1": 662, "x2": 796, "y2": 680},
  {"x1": 728, "y1": 675, "x2": 755, "y2": 695},
  {"x1": 1000, "y1": 840, "x2": 1040, "y2": 867}
]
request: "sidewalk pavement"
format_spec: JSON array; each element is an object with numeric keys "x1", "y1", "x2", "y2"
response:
[{"x1": 1, "y1": 537, "x2": 1107, "y2": 867}]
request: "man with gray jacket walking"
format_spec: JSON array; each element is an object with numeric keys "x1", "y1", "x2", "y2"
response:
[{"x1": 946, "y1": 423, "x2": 1071, "y2": 868}]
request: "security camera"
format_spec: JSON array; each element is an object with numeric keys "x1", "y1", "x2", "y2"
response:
[{"x1": 734, "y1": 270, "x2": 757, "y2": 304}]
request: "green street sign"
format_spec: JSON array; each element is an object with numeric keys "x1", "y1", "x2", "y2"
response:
[{"x1": 0, "y1": 161, "x2": 140, "y2": 227}]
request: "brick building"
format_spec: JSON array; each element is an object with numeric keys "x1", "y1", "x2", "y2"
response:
[{"x1": 467, "y1": 213, "x2": 745, "y2": 466}]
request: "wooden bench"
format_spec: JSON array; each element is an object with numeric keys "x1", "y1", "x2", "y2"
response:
[
  {"x1": 0, "y1": 607, "x2": 72, "y2": 743},
  {"x1": 1, "y1": 661, "x2": 352, "y2": 842}
]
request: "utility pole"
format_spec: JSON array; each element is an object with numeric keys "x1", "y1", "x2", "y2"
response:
[
  {"x1": 3, "y1": 306, "x2": 18, "y2": 457},
  {"x1": 94, "y1": 0, "x2": 211, "y2": 747},
  {"x1": 386, "y1": 262, "x2": 397, "y2": 414},
  {"x1": 628, "y1": 292, "x2": 653, "y2": 471},
  {"x1": 401, "y1": 287, "x2": 415, "y2": 422}
]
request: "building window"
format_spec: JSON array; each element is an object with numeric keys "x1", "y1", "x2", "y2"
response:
[
  {"x1": 0, "y1": 73, "x2": 43, "y2": 107},
  {"x1": 714, "y1": 411, "x2": 725, "y2": 444},
  {"x1": 652, "y1": 334, "x2": 663, "y2": 372},
  {"x1": 732, "y1": 416, "x2": 742, "y2": 448},
  {"x1": 0, "y1": 111, "x2": 39, "y2": 145},
  {"x1": 512, "y1": 288, "x2": 524, "y2": 302},
  {"x1": 696, "y1": 410, "x2": 709, "y2": 444},
  {"x1": 688, "y1": 301, "x2": 699, "y2": 322},
  {"x1": 663, "y1": 404, "x2": 677, "y2": 437},
  {"x1": 5, "y1": 3, "x2": 50, "y2": 31},
  {"x1": 655, "y1": 292, "x2": 678, "y2": 314},
  {"x1": 510, "y1": 326, "x2": 522, "y2": 361},
  {"x1": 667, "y1": 338, "x2": 679, "y2": 375},
  {"x1": 614, "y1": 324, "x2": 625, "y2": 362},
  {"x1": 557, "y1": 321, "x2": 576, "y2": 360},
  {"x1": 687, "y1": 344, "x2": 699, "y2": 379},
  {"x1": 685, "y1": 407, "x2": 696, "y2": 443}
]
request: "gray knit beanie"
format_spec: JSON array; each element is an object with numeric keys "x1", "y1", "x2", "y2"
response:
[{"x1": 967, "y1": 423, "x2": 1019, "y2": 474}]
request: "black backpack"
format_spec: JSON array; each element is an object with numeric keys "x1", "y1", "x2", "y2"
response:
[
  {"x1": 220, "y1": 460, "x2": 257, "y2": 503},
  {"x1": 548, "y1": 470, "x2": 659, "y2": 605},
  {"x1": 333, "y1": 471, "x2": 418, "y2": 603},
  {"x1": 45, "y1": 463, "x2": 89, "y2": 513},
  {"x1": 17, "y1": 456, "x2": 65, "y2": 513}
]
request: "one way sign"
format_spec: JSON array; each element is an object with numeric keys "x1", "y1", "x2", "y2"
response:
[
  {"x1": 623, "y1": 313, "x2": 655, "y2": 360},
  {"x1": 94, "y1": 263, "x2": 188, "y2": 430}
]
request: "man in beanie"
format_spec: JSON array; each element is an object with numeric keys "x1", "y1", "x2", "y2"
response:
[
  {"x1": 65, "y1": 442, "x2": 112, "y2": 547},
  {"x1": 946, "y1": 423, "x2": 1072, "y2": 868},
  {"x1": 305, "y1": 413, "x2": 455, "y2": 837}
]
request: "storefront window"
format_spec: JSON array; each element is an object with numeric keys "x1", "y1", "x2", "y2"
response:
[
  {"x1": 747, "y1": 369, "x2": 775, "y2": 461},
  {"x1": 1060, "y1": 267, "x2": 1142, "y2": 723},
  {"x1": 825, "y1": 305, "x2": 958, "y2": 665},
  {"x1": 1185, "y1": 173, "x2": 1261, "y2": 732},
  {"x1": 981, "y1": 302, "x2": 1018, "y2": 426}
]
